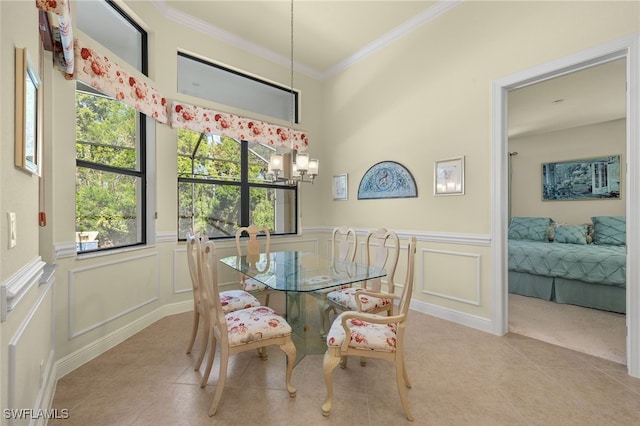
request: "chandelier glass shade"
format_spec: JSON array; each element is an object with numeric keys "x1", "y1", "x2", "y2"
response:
[{"x1": 268, "y1": 151, "x2": 319, "y2": 185}]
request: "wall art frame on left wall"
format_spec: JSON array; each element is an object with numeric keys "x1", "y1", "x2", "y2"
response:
[
  {"x1": 333, "y1": 174, "x2": 348, "y2": 200},
  {"x1": 15, "y1": 47, "x2": 42, "y2": 176}
]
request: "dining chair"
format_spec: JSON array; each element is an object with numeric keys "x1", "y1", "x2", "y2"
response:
[
  {"x1": 324, "y1": 228, "x2": 400, "y2": 365},
  {"x1": 316, "y1": 226, "x2": 357, "y2": 336},
  {"x1": 321, "y1": 236, "x2": 417, "y2": 421},
  {"x1": 198, "y1": 239, "x2": 297, "y2": 416},
  {"x1": 184, "y1": 231, "x2": 261, "y2": 372},
  {"x1": 325, "y1": 228, "x2": 400, "y2": 317},
  {"x1": 235, "y1": 225, "x2": 274, "y2": 306}
]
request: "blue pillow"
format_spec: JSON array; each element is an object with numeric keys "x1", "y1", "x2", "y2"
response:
[
  {"x1": 508, "y1": 217, "x2": 552, "y2": 241},
  {"x1": 592, "y1": 216, "x2": 626, "y2": 246},
  {"x1": 553, "y1": 225, "x2": 588, "y2": 245}
]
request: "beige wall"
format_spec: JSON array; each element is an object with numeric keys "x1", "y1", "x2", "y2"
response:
[
  {"x1": 1, "y1": 0, "x2": 639, "y2": 415},
  {"x1": 1, "y1": 0, "x2": 55, "y2": 418},
  {"x1": 319, "y1": 1, "x2": 638, "y2": 317},
  {"x1": 319, "y1": 1, "x2": 638, "y2": 232},
  {"x1": 1, "y1": 3, "x2": 42, "y2": 279},
  {"x1": 509, "y1": 119, "x2": 626, "y2": 224}
]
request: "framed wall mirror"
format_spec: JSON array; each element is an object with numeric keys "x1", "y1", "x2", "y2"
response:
[{"x1": 15, "y1": 47, "x2": 42, "y2": 175}]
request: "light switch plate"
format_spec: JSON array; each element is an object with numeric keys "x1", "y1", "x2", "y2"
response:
[{"x1": 8, "y1": 212, "x2": 16, "y2": 248}]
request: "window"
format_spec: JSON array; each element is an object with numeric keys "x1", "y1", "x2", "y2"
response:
[
  {"x1": 177, "y1": 52, "x2": 299, "y2": 123},
  {"x1": 75, "y1": 1, "x2": 148, "y2": 253},
  {"x1": 177, "y1": 130, "x2": 298, "y2": 239},
  {"x1": 76, "y1": 0, "x2": 146, "y2": 71}
]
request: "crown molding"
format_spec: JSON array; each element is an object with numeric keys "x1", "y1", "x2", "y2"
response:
[
  {"x1": 151, "y1": 0, "x2": 461, "y2": 81},
  {"x1": 322, "y1": 0, "x2": 462, "y2": 79},
  {"x1": 151, "y1": 0, "x2": 322, "y2": 79}
]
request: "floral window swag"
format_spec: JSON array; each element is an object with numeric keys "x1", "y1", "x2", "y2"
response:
[{"x1": 35, "y1": 0, "x2": 311, "y2": 148}]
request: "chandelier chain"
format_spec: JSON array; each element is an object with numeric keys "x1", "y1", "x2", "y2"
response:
[{"x1": 290, "y1": 0, "x2": 294, "y2": 127}]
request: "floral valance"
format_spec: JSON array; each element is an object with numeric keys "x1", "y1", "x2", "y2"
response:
[
  {"x1": 36, "y1": 0, "x2": 74, "y2": 75},
  {"x1": 170, "y1": 101, "x2": 309, "y2": 151},
  {"x1": 74, "y1": 38, "x2": 168, "y2": 123},
  {"x1": 35, "y1": 0, "x2": 68, "y2": 16}
]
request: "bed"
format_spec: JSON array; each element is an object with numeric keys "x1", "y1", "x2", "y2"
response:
[{"x1": 507, "y1": 216, "x2": 626, "y2": 314}]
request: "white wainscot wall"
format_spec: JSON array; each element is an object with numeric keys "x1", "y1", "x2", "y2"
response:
[
  {"x1": 7, "y1": 272, "x2": 56, "y2": 426},
  {"x1": 67, "y1": 253, "x2": 160, "y2": 339}
]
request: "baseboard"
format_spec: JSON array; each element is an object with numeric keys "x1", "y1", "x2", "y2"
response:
[{"x1": 410, "y1": 298, "x2": 494, "y2": 334}]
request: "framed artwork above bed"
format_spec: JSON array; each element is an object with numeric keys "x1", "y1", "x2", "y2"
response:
[{"x1": 542, "y1": 155, "x2": 621, "y2": 201}]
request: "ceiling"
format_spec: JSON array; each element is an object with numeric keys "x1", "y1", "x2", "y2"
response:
[
  {"x1": 148, "y1": 1, "x2": 627, "y2": 136},
  {"x1": 152, "y1": 0, "x2": 445, "y2": 78},
  {"x1": 508, "y1": 58, "x2": 627, "y2": 138}
]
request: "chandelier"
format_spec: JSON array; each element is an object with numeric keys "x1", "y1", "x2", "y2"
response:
[
  {"x1": 267, "y1": 0, "x2": 318, "y2": 185},
  {"x1": 268, "y1": 152, "x2": 319, "y2": 185}
]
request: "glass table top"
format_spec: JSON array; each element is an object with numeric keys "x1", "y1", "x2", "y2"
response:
[{"x1": 219, "y1": 251, "x2": 387, "y2": 292}]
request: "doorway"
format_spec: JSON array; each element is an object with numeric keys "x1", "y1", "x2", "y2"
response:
[
  {"x1": 491, "y1": 34, "x2": 640, "y2": 377},
  {"x1": 506, "y1": 59, "x2": 627, "y2": 364}
]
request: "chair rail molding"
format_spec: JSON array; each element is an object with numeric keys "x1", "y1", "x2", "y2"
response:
[
  {"x1": 1, "y1": 256, "x2": 46, "y2": 321},
  {"x1": 54, "y1": 241, "x2": 77, "y2": 260},
  {"x1": 305, "y1": 225, "x2": 491, "y2": 247},
  {"x1": 157, "y1": 231, "x2": 177, "y2": 243}
]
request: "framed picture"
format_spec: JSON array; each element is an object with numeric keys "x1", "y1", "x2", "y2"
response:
[
  {"x1": 434, "y1": 156, "x2": 464, "y2": 196},
  {"x1": 357, "y1": 161, "x2": 418, "y2": 200},
  {"x1": 333, "y1": 174, "x2": 348, "y2": 201},
  {"x1": 542, "y1": 155, "x2": 621, "y2": 200},
  {"x1": 15, "y1": 47, "x2": 42, "y2": 176}
]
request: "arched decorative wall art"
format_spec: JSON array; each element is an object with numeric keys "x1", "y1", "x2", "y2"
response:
[{"x1": 357, "y1": 161, "x2": 417, "y2": 200}]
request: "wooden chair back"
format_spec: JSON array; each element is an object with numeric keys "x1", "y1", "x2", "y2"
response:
[
  {"x1": 235, "y1": 225, "x2": 271, "y2": 259},
  {"x1": 397, "y1": 236, "x2": 417, "y2": 321},
  {"x1": 364, "y1": 228, "x2": 400, "y2": 292},
  {"x1": 186, "y1": 231, "x2": 202, "y2": 304},
  {"x1": 199, "y1": 240, "x2": 229, "y2": 345},
  {"x1": 331, "y1": 226, "x2": 357, "y2": 262}
]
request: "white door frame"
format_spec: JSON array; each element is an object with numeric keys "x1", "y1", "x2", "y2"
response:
[{"x1": 491, "y1": 34, "x2": 640, "y2": 377}]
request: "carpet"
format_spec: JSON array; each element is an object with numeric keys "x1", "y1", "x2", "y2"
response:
[{"x1": 508, "y1": 293, "x2": 626, "y2": 364}]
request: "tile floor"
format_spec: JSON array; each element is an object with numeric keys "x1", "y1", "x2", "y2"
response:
[{"x1": 49, "y1": 308, "x2": 640, "y2": 425}]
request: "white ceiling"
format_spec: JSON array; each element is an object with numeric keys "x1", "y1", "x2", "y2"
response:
[
  {"x1": 147, "y1": 0, "x2": 627, "y2": 135},
  {"x1": 508, "y1": 58, "x2": 627, "y2": 138}
]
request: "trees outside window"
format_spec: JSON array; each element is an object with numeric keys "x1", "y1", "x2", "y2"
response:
[
  {"x1": 76, "y1": 88, "x2": 146, "y2": 252},
  {"x1": 177, "y1": 129, "x2": 297, "y2": 240},
  {"x1": 75, "y1": 0, "x2": 148, "y2": 253}
]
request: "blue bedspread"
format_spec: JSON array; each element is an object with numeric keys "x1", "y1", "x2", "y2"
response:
[{"x1": 508, "y1": 240, "x2": 626, "y2": 287}]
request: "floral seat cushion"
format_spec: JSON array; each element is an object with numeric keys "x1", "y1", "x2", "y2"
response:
[
  {"x1": 326, "y1": 312, "x2": 398, "y2": 352},
  {"x1": 326, "y1": 287, "x2": 392, "y2": 312},
  {"x1": 219, "y1": 289, "x2": 260, "y2": 314},
  {"x1": 241, "y1": 277, "x2": 270, "y2": 292},
  {"x1": 225, "y1": 306, "x2": 291, "y2": 346}
]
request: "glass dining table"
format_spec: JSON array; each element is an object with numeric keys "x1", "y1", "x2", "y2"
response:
[{"x1": 219, "y1": 251, "x2": 387, "y2": 364}]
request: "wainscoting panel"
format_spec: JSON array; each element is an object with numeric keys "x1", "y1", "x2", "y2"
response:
[
  {"x1": 7, "y1": 278, "x2": 55, "y2": 426},
  {"x1": 421, "y1": 248, "x2": 481, "y2": 306},
  {"x1": 173, "y1": 248, "x2": 191, "y2": 295},
  {"x1": 68, "y1": 253, "x2": 160, "y2": 339}
]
